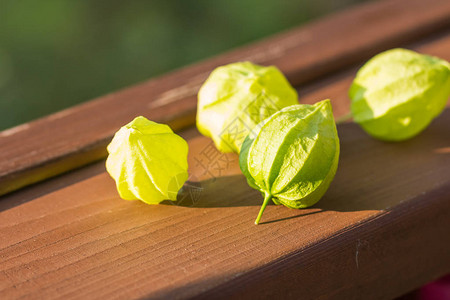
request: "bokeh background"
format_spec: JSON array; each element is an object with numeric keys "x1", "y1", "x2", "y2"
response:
[{"x1": 0, "y1": 0, "x2": 369, "y2": 131}]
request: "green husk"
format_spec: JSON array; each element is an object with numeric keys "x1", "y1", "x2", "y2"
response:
[
  {"x1": 349, "y1": 48, "x2": 450, "y2": 141},
  {"x1": 106, "y1": 116, "x2": 189, "y2": 204},
  {"x1": 239, "y1": 100, "x2": 340, "y2": 224},
  {"x1": 197, "y1": 61, "x2": 298, "y2": 153}
]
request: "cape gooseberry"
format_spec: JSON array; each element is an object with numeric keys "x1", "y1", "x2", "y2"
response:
[
  {"x1": 239, "y1": 100, "x2": 340, "y2": 224},
  {"x1": 197, "y1": 61, "x2": 298, "y2": 153},
  {"x1": 349, "y1": 48, "x2": 450, "y2": 141},
  {"x1": 106, "y1": 116, "x2": 189, "y2": 204}
]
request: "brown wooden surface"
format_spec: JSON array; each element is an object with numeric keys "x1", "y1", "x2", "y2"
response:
[
  {"x1": 1, "y1": 26, "x2": 450, "y2": 299},
  {"x1": 1, "y1": 0, "x2": 450, "y2": 196},
  {"x1": 1, "y1": 113, "x2": 449, "y2": 299}
]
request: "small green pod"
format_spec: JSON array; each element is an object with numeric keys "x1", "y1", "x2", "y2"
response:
[
  {"x1": 197, "y1": 61, "x2": 298, "y2": 153},
  {"x1": 106, "y1": 116, "x2": 189, "y2": 204},
  {"x1": 349, "y1": 48, "x2": 450, "y2": 141},
  {"x1": 239, "y1": 100, "x2": 340, "y2": 224}
]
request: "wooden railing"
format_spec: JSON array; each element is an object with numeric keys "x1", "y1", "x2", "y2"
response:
[{"x1": 1, "y1": 0, "x2": 449, "y2": 298}]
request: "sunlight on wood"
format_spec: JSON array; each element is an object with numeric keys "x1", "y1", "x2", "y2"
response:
[{"x1": 434, "y1": 147, "x2": 450, "y2": 154}]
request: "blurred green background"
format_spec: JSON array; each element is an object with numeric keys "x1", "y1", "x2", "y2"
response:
[{"x1": 0, "y1": 0, "x2": 368, "y2": 130}]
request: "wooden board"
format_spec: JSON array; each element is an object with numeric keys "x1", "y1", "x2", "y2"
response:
[
  {"x1": 1, "y1": 115, "x2": 449, "y2": 299},
  {"x1": 1, "y1": 0, "x2": 450, "y2": 196},
  {"x1": 1, "y1": 33, "x2": 449, "y2": 299}
]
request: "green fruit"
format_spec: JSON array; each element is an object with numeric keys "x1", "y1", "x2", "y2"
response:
[
  {"x1": 197, "y1": 61, "x2": 298, "y2": 153},
  {"x1": 349, "y1": 48, "x2": 450, "y2": 141},
  {"x1": 106, "y1": 116, "x2": 189, "y2": 204},
  {"x1": 239, "y1": 100, "x2": 340, "y2": 224}
]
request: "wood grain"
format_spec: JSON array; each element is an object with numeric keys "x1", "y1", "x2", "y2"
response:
[
  {"x1": 1, "y1": 0, "x2": 450, "y2": 196},
  {"x1": 0, "y1": 109, "x2": 449, "y2": 299},
  {"x1": 1, "y1": 33, "x2": 449, "y2": 300}
]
